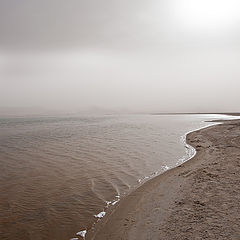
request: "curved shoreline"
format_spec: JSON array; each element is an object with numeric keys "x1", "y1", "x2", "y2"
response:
[
  {"x1": 86, "y1": 119, "x2": 240, "y2": 240},
  {"x1": 85, "y1": 121, "x2": 219, "y2": 239},
  {"x1": 177, "y1": 121, "x2": 222, "y2": 165},
  {"x1": 71, "y1": 117, "x2": 223, "y2": 240}
]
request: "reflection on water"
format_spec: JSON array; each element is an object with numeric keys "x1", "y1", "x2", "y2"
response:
[{"x1": 0, "y1": 114, "x2": 224, "y2": 240}]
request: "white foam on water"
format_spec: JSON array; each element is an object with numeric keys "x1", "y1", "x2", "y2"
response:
[
  {"x1": 105, "y1": 195, "x2": 121, "y2": 208},
  {"x1": 76, "y1": 230, "x2": 87, "y2": 238},
  {"x1": 70, "y1": 238, "x2": 78, "y2": 240},
  {"x1": 105, "y1": 201, "x2": 111, "y2": 207},
  {"x1": 138, "y1": 175, "x2": 150, "y2": 183},
  {"x1": 161, "y1": 165, "x2": 170, "y2": 171},
  {"x1": 137, "y1": 170, "x2": 161, "y2": 184},
  {"x1": 94, "y1": 211, "x2": 106, "y2": 219},
  {"x1": 111, "y1": 199, "x2": 120, "y2": 205}
]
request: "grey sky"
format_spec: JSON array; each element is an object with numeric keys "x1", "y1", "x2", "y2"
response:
[{"x1": 0, "y1": 0, "x2": 240, "y2": 114}]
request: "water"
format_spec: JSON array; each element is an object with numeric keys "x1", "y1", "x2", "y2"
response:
[{"x1": 0, "y1": 114, "x2": 235, "y2": 240}]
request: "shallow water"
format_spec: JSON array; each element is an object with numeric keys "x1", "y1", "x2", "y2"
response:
[{"x1": 0, "y1": 114, "x2": 235, "y2": 240}]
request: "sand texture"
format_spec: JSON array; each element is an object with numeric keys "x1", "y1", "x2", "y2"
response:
[{"x1": 87, "y1": 120, "x2": 240, "y2": 240}]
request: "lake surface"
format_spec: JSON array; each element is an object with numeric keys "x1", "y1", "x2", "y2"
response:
[{"x1": 0, "y1": 114, "x2": 234, "y2": 240}]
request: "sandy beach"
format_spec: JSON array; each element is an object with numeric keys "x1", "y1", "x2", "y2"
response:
[{"x1": 87, "y1": 119, "x2": 240, "y2": 240}]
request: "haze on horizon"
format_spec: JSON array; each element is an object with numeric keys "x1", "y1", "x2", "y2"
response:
[{"x1": 0, "y1": 0, "x2": 240, "y2": 115}]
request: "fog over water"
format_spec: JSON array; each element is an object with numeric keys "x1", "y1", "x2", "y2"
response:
[{"x1": 0, "y1": 0, "x2": 240, "y2": 114}]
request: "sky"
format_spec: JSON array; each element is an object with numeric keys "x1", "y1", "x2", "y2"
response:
[{"x1": 0, "y1": 0, "x2": 240, "y2": 114}]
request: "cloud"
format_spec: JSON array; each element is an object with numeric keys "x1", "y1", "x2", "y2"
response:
[{"x1": 0, "y1": 0, "x2": 240, "y2": 113}]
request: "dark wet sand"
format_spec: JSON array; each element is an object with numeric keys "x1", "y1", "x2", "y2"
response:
[{"x1": 87, "y1": 120, "x2": 240, "y2": 240}]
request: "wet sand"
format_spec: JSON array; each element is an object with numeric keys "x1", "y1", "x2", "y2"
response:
[{"x1": 87, "y1": 120, "x2": 240, "y2": 240}]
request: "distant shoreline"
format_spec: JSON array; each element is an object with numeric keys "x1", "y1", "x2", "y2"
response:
[
  {"x1": 87, "y1": 119, "x2": 240, "y2": 240},
  {"x1": 151, "y1": 112, "x2": 240, "y2": 116}
]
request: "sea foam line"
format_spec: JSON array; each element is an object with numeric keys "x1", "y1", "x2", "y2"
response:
[
  {"x1": 176, "y1": 113, "x2": 240, "y2": 166},
  {"x1": 137, "y1": 116, "x2": 225, "y2": 184},
  {"x1": 93, "y1": 194, "x2": 121, "y2": 219}
]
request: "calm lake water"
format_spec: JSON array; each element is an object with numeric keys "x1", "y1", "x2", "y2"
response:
[{"x1": 0, "y1": 114, "x2": 234, "y2": 240}]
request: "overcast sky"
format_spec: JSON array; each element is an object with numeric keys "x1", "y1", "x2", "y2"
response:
[{"x1": 1, "y1": 0, "x2": 240, "y2": 114}]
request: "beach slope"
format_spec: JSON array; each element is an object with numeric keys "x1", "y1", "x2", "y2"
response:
[{"x1": 88, "y1": 120, "x2": 240, "y2": 240}]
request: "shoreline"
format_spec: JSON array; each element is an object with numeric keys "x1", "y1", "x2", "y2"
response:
[
  {"x1": 86, "y1": 119, "x2": 240, "y2": 240},
  {"x1": 84, "y1": 120, "x2": 219, "y2": 239}
]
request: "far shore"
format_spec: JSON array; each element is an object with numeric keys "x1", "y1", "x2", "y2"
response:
[
  {"x1": 86, "y1": 119, "x2": 240, "y2": 240},
  {"x1": 151, "y1": 112, "x2": 240, "y2": 116}
]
